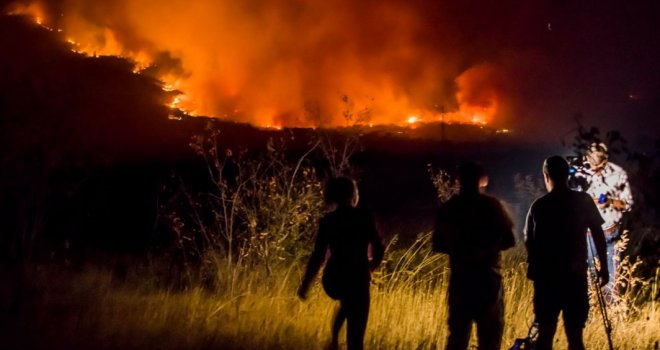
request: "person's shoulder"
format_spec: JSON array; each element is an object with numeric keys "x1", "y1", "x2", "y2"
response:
[
  {"x1": 439, "y1": 194, "x2": 462, "y2": 210},
  {"x1": 607, "y1": 161, "x2": 624, "y2": 171},
  {"x1": 561, "y1": 189, "x2": 593, "y2": 208},
  {"x1": 571, "y1": 189, "x2": 592, "y2": 201},
  {"x1": 318, "y1": 212, "x2": 329, "y2": 223},
  {"x1": 353, "y1": 206, "x2": 373, "y2": 217},
  {"x1": 606, "y1": 162, "x2": 627, "y2": 177},
  {"x1": 480, "y1": 193, "x2": 502, "y2": 203},
  {"x1": 529, "y1": 192, "x2": 551, "y2": 208},
  {"x1": 528, "y1": 196, "x2": 541, "y2": 209},
  {"x1": 319, "y1": 211, "x2": 336, "y2": 223},
  {"x1": 478, "y1": 193, "x2": 507, "y2": 209}
]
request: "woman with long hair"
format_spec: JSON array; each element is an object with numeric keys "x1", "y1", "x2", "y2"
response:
[{"x1": 298, "y1": 177, "x2": 384, "y2": 350}]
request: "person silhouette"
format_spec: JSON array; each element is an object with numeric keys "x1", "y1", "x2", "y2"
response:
[
  {"x1": 298, "y1": 177, "x2": 384, "y2": 350},
  {"x1": 433, "y1": 162, "x2": 515, "y2": 350},
  {"x1": 524, "y1": 156, "x2": 609, "y2": 350}
]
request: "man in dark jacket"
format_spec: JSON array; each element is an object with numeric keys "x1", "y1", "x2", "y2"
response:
[
  {"x1": 525, "y1": 156, "x2": 609, "y2": 350},
  {"x1": 433, "y1": 162, "x2": 516, "y2": 350}
]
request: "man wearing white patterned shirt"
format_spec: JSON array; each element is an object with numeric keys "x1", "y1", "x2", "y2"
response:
[{"x1": 574, "y1": 142, "x2": 634, "y2": 299}]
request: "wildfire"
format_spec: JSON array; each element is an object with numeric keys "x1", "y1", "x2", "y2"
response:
[
  {"x1": 7, "y1": 1, "x2": 506, "y2": 130},
  {"x1": 169, "y1": 96, "x2": 182, "y2": 109},
  {"x1": 471, "y1": 116, "x2": 486, "y2": 125}
]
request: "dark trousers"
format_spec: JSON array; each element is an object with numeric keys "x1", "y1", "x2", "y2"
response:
[
  {"x1": 446, "y1": 274, "x2": 504, "y2": 350},
  {"x1": 533, "y1": 275, "x2": 589, "y2": 350},
  {"x1": 332, "y1": 286, "x2": 370, "y2": 350}
]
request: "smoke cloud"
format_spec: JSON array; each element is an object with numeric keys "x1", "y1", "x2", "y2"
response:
[{"x1": 8, "y1": 0, "x2": 660, "y2": 138}]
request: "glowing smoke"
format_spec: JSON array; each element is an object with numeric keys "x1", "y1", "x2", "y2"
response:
[{"x1": 7, "y1": 0, "x2": 552, "y2": 129}]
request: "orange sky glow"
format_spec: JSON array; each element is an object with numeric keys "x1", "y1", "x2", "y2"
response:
[{"x1": 8, "y1": 0, "x2": 508, "y2": 129}]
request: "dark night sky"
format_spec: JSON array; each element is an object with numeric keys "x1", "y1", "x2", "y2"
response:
[
  {"x1": 2, "y1": 0, "x2": 660, "y2": 146},
  {"x1": 423, "y1": 0, "x2": 660, "y2": 144}
]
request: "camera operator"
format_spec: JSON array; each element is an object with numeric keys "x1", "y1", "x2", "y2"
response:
[{"x1": 572, "y1": 142, "x2": 633, "y2": 301}]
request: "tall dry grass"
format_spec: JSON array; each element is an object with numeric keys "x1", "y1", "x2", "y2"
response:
[
  {"x1": 3, "y1": 131, "x2": 658, "y2": 350},
  {"x1": 3, "y1": 243, "x2": 658, "y2": 349}
]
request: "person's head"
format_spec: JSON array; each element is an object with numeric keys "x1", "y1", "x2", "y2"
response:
[
  {"x1": 586, "y1": 142, "x2": 608, "y2": 171},
  {"x1": 543, "y1": 156, "x2": 570, "y2": 191},
  {"x1": 458, "y1": 161, "x2": 488, "y2": 193},
  {"x1": 324, "y1": 177, "x2": 359, "y2": 207}
]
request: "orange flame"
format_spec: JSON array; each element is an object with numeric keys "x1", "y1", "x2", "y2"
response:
[{"x1": 8, "y1": 1, "x2": 505, "y2": 129}]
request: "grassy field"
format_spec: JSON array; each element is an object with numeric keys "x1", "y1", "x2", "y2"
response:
[
  {"x1": 2, "y1": 244, "x2": 658, "y2": 350},
  {"x1": 2, "y1": 135, "x2": 658, "y2": 349}
]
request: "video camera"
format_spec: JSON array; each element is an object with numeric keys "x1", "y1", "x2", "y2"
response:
[{"x1": 566, "y1": 155, "x2": 590, "y2": 191}]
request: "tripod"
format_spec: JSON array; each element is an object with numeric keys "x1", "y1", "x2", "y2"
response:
[
  {"x1": 509, "y1": 321, "x2": 539, "y2": 350},
  {"x1": 587, "y1": 234, "x2": 615, "y2": 350}
]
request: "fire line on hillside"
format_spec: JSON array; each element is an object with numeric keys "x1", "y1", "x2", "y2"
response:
[{"x1": 7, "y1": 1, "x2": 508, "y2": 131}]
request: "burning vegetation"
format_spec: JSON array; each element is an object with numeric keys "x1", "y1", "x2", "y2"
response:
[{"x1": 5, "y1": 0, "x2": 521, "y2": 130}]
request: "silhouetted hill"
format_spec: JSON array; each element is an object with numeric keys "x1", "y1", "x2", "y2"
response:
[{"x1": 0, "y1": 14, "x2": 558, "y2": 259}]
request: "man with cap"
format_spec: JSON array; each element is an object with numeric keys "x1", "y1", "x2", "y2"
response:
[{"x1": 573, "y1": 142, "x2": 633, "y2": 300}]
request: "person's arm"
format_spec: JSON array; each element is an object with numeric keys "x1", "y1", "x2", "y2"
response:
[
  {"x1": 367, "y1": 213, "x2": 384, "y2": 271},
  {"x1": 298, "y1": 220, "x2": 329, "y2": 299},
  {"x1": 609, "y1": 199, "x2": 628, "y2": 211},
  {"x1": 612, "y1": 171, "x2": 633, "y2": 211},
  {"x1": 496, "y1": 201, "x2": 516, "y2": 250},
  {"x1": 523, "y1": 204, "x2": 537, "y2": 280},
  {"x1": 523, "y1": 206, "x2": 535, "y2": 252}
]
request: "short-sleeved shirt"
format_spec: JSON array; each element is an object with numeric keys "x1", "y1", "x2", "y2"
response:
[
  {"x1": 524, "y1": 188, "x2": 604, "y2": 281},
  {"x1": 433, "y1": 192, "x2": 515, "y2": 275},
  {"x1": 574, "y1": 162, "x2": 633, "y2": 230}
]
